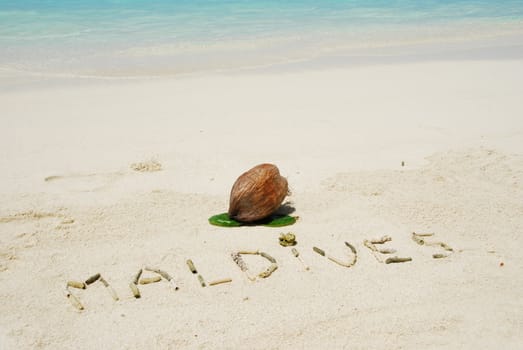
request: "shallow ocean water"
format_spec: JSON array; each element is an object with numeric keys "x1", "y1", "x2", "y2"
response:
[{"x1": 1, "y1": 0, "x2": 523, "y2": 77}]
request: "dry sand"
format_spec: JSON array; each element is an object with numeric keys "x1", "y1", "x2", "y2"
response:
[{"x1": 1, "y1": 60, "x2": 523, "y2": 349}]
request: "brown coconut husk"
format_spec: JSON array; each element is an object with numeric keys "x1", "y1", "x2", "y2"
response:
[{"x1": 228, "y1": 163, "x2": 288, "y2": 223}]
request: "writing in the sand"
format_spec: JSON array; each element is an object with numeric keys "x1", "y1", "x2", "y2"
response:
[{"x1": 64, "y1": 232, "x2": 453, "y2": 311}]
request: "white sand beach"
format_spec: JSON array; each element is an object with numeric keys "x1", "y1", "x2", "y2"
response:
[{"x1": 1, "y1": 59, "x2": 523, "y2": 349}]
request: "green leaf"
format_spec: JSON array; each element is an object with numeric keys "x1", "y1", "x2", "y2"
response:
[
  {"x1": 263, "y1": 215, "x2": 297, "y2": 227},
  {"x1": 209, "y1": 213, "x2": 298, "y2": 228},
  {"x1": 208, "y1": 213, "x2": 242, "y2": 227}
]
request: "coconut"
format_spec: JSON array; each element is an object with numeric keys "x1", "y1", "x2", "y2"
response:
[{"x1": 228, "y1": 163, "x2": 288, "y2": 223}]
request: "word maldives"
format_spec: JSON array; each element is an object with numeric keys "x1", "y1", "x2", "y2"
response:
[{"x1": 64, "y1": 232, "x2": 453, "y2": 311}]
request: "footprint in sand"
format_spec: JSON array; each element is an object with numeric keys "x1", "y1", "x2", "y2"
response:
[
  {"x1": 0, "y1": 210, "x2": 75, "y2": 233},
  {"x1": 0, "y1": 210, "x2": 75, "y2": 271},
  {"x1": 43, "y1": 159, "x2": 162, "y2": 192},
  {"x1": 0, "y1": 210, "x2": 71, "y2": 224},
  {"x1": 44, "y1": 171, "x2": 125, "y2": 192}
]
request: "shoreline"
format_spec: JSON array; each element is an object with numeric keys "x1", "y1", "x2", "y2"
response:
[{"x1": 2, "y1": 30, "x2": 523, "y2": 91}]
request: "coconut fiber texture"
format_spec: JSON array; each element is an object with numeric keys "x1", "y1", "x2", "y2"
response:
[{"x1": 228, "y1": 163, "x2": 288, "y2": 223}]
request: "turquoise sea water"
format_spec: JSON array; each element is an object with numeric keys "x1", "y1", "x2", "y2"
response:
[{"x1": 1, "y1": 0, "x2": 523, "y2": 78}]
